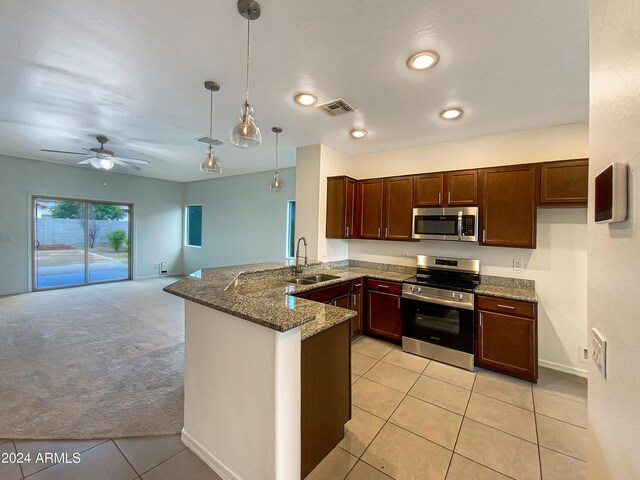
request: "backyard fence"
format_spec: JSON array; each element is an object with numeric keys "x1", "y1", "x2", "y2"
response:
[{"x1": 36, "y1": 217, "x2": 129, "y2": 248}]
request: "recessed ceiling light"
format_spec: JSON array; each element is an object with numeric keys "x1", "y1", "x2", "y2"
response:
[
  {"x1": 439, "y1": 108, "x2": 464, "y2": 120},
  {"x1": 294, "y1": 93, "x2": 318, "y2": 106},
  {"x1": 350, "y1": 129, "x2": 367, "y2": 138},
  {"x1": 407, "y1": 51, "x2": 439, "y2": 70}
]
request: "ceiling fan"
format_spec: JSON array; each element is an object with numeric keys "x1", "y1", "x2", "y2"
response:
[{"x1": 41, "y1": 135, "x2": 151, "y2": 171}]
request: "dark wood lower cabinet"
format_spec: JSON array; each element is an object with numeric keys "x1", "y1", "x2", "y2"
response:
[
  {"x1": 365, "y1": 289, "x2": 402, "y2": 342},
  {"x1": 350, "y1": 281, "x2": 363, "y2": 336},
  {"x1": 301, "y1": 320, "x2": 351, "y2": 478},
  {"x1": 476, "y1": 295, "x2": 538, "y2": 382}
]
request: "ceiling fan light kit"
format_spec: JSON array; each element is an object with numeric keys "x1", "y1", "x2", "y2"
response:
[
  {"x1": 230, "y1": 0, "x2": 262, "y2": 148},
  {"x1": 41, "y1": 135, "x2": 151, "y2": 171}
]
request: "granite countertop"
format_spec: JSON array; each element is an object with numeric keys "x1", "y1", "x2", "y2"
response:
[
  {"x1": 476, "y1": 275, "x2": 538, "y2": 302},
  {"x1": 163, "y1": 260, "x2": 415, "y2": 339}
]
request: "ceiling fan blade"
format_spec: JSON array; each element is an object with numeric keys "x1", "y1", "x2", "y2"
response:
[
  {"x1": 112, "y1": 159, "x2": 141, "y2": 171},
  {"x1": 113, "y1": 156, "x2": 151, "y2": 165},
  {"x1": 77, "y1": 159, "x2": 92, "y2": 165},
  {"x1": 41, "y1": 149, "x2": 87, "y2": 155}
]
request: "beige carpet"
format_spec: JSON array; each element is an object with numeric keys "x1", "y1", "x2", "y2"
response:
[{"x1": 0, "y1": 277, "x2": 185, "y2": 439}]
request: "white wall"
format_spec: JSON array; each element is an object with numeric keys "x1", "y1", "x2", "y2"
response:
[
  {"x1": 182, "y1": 168, "x2": 296, "y2": 274},
  {"x1": 182, "y1": 301, "x2": 300, "y2": 480},
  {"x1": 0, "y1": 154, "x2": 183, "y2": 295},
  {"x1": 299, "y1": 123, "x2": 589, "y2": 375},
  {"x1": 588, "y1": 1, "x2": 640, "y2": 477},
  {"x1": 295, "y1": 145, "x2": 349, "y2": 262}
]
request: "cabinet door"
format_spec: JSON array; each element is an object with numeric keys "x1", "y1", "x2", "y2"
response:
[
  {"x1": 445, "y1": 169, "x2": 478, "y2": 206},
  {"x1": 480, "y1": 165, "x2": 537, "y2": 248},
  {"x1": 477, "y1": 310, "x2": 537, "y2": 382},
  {"x1": 383, "y1": 176, "x2": 414, "y2": 241},
  {"x1": 350, "y1": 281, "x2": 363, "y2": 336},
  {"x1": 539, "y1": 159, "x2": 589, "y2": 206},
  {"x1": 414, "y1": 173, "x2": 444, "y2": 207},
  {"x1": 366, "y1": 290, "x2": 402, "y2": 342},
  {"x1": 331, "y1": 294, "x2": 351, "y2": 309},
  {"x1": 345, "y1": 178, "x2": 356, "y2": 237},
  {"x1": 358, "y1": 179, "x2": 384, "y2": 239},
  {"x1": 326, "y1": 176, "x2": 356, "y2": 238}
]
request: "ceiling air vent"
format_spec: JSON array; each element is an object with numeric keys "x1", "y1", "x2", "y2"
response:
[
  {"x1": 196, "y1": 136, "x2": 223, "y2": 145},
  {"x1": 316, "y1": 98, "x2": 356, "y2": 117}
]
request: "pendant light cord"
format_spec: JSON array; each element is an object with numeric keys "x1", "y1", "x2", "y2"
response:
[
  {"x1": 245, "y1": 17, "x2": 251, "y2": 103},
  {"x1": 275, "y1": 131, "x2": 279, "y2": 172},
  {"x1": 209, "y1": 90, "x2": 214, "y2": 142}
]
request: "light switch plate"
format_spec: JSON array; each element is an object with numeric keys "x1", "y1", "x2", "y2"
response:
[{"x1": 592, "y1": 328, "x2": 607, "y2": 378}]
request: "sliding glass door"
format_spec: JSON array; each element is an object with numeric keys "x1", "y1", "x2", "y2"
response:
[{"x1": 33, "y1": 197, "x2": 132, "y2": 290}]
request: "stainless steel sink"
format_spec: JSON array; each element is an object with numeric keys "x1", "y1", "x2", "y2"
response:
[
  {"x1": 285, "y1": 278, "x2": 317, "y2": 285},
  {"x1": 284, "y1": 274, "x2": 341, "y2": 286},
  {"x1": 302, "y1": 274, "x2": 341, "y2": 283}
]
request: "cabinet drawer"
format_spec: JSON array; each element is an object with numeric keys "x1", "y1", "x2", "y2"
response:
[
  {"x1": 477, "y1": 295, "x2": 535, "y2": 318},
  {"x1": 366, "y1": 278, "x2": 402, "y2": 294},
  {"x1": 305, "y1": 281, "x2": 351, "y2": 303}
]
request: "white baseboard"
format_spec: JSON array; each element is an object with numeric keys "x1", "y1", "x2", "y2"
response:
[
  {"x1": 539, "y1": 359, "x2": 587, "y2": 378},
  {"x1": 134, "y1": 272, "x2": 183, "y2": 280},
  {"x1": 181, "y1": 428, "x2": 240, "y2": 480}
]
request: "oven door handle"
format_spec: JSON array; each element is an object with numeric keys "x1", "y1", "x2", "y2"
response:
[{"x1": 402, "y1": 291, "x2": 474, "y2": 310}]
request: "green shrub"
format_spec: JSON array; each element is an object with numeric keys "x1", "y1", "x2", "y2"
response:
[{"x1": 106, "y1": 230, "x2": 127, "y2": 252}]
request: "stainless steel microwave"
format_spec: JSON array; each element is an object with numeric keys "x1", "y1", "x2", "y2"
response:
[{"x1": 412, "y1": 207, "x2": 479, "y2": 242}]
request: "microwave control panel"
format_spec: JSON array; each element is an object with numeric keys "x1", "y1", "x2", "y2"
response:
[{"x1": 462, "y1": 216, "x2": 476, "y2": 236}]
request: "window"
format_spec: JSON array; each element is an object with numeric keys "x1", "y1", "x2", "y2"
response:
[
  {"x1": 186, "y1": 205, "x2": 202, "y2": 247},
  {"x1": 286, "y1": 201, "x2": 296, "y2": 258}
]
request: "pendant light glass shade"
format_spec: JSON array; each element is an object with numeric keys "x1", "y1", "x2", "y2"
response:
[
  {"x1": 200, "y1": 144, "x2": 222, "y2": 173},
  {"x1": 231, "y1": 101, "x2": 261, "y2": 147},
  {"x1": 231, "y1": 12, "x2": 261, "y2": 147},
  {"x1": 270, "y1": 127, "x2": 284, "y2": 192},
  {"x1": 270, "y1": 172, "x2": 284, "y2": 192},
  {"x1": 200, "y1": 81, "x2": 222, "y2": 173}
]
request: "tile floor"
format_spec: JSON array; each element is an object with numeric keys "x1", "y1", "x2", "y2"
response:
[
  {"x1": 306, "y1": 335, "x2": 588, "y2": 480},
  {"x1": 1, "y1": 335, "x2": 587, "y2": 480},
  {"x1": 0, "y1": 436, "x2": 222, "y2": 480}
]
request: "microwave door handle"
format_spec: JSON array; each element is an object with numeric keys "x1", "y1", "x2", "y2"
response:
[{"x1": 457, "y1": 212, "x2": 463, "y2": 240}]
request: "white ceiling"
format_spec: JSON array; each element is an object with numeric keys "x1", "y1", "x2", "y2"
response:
[{"x1": 0, "y1": 0, "x2": 588, "y2": 182}]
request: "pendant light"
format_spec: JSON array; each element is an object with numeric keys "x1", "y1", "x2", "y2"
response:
[
  {"x1": 270, "y1": 127, "x2": 284, "y2": 192},
  {"x1": 230, "y1": 0, "x2": 262, "y2": 148},
  {"x1": 200, "y1": 81, "x2": 222, "y2": 173}
]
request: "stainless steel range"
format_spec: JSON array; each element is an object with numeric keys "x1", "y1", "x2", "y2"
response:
[{"x1": 401, "y1": 255, "x2": 480, "y2": 371}]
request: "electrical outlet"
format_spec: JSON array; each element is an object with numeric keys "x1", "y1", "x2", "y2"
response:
[
  {"x1": 513, "y1": 259, "x2": 523, "y2": 270},
  {"x1": 401, "y1": 250, "x2": 409, "y2": 258},
  {"x1": 592, "y1": 328, "x2": 607, "y2": 377},
  {"x1": 579, "y1": 345, "x2": 588, "y2": 363},
  {"x1": 154, "y1": 263, "x2": 159, "y2": 269}
]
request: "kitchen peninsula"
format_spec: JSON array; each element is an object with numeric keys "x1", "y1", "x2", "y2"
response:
[{"x1": 164, "y1": 260, "x2": 414, "y2": 480}]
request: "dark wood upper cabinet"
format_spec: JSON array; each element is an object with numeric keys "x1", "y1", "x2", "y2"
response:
[
  {"x1": 445, "y1": 169, "x2": 478, "y2": 206},
  {"x1": 357, "y1": 179, "x2": 384, "y2": 239},
  {"x1": 539, "y1": 159, "x2": 589, "y2": 206},
  {"x1": 383, "y1": 176, "x2": 414, "y2": 241},
  {"x1": 326, "y1": 176, "x2": 356, "y2": 238},
  {"x1": 414, "y1": 170, "x2": 477, "y2": 207},
  {"x1": 414, "y1": 173, "x2": 444, "y2": 207},
  {"x1": 480, "y1": 165, "x2": 537, "y2": 249}
]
